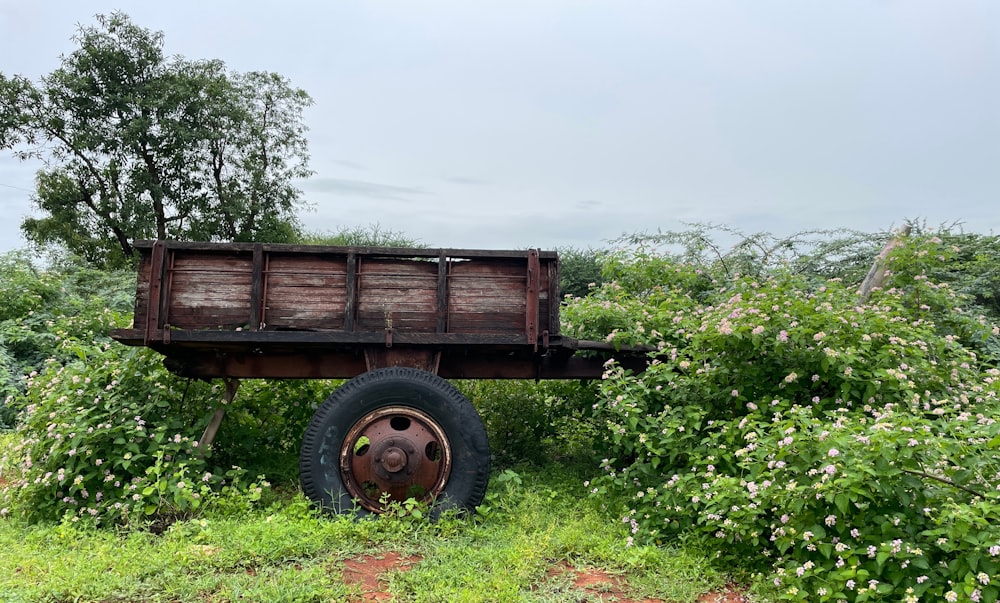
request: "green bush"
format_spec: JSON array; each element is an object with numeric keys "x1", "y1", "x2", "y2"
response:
[
  {"x1": 209, "y1": 378, "x2": 338, "y2": 482},
  {"x1": 557, "y1": 246, "x2": 606, "y2": 300},
  {"x1": 0, "y1": 252, "x2": 307, "y2": 524},
  {"x1": 566, "y1": 234, "x2": 1000, "y2": 602},
  {"x1": 0, "y1": 339, "x2": 272, "y2": 526},
  {"x1": 0, "y1": 251, "x2": 62, "y2": 323},
  {"x1": 0, "y1": 251, "x2": 136, "y2": 421},
  {"x1": 461, "y1": 380, "x2": 602, "y2": 468}
]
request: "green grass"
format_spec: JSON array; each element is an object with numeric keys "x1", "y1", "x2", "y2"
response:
[{"x1": 0, "y1": 465, "x2": 755, "y2": 603}]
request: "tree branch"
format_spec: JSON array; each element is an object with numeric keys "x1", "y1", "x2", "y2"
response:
[{"x1": 901, "y1": 468, "x2": 984, "y2": 499}]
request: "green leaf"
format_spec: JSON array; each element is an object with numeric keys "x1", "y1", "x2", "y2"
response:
[
  {"x1": 966, "y1": 553, "x2": 981, "y2": 571},
  {"x1": 980, "y1": 586, "x2": 998, "y2": 603},
  {"x1": 835, "y1": 492, "x2": 849, "y2": 514}
]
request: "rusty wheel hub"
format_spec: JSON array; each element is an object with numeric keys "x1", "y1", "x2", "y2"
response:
[{"x1": 340, "y1": 406, "x2": 452, "y2": 512}]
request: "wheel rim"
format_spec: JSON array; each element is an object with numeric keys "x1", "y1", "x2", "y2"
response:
[{"x1": 339, "y1": 406, "x2": 453, "y2": 512}]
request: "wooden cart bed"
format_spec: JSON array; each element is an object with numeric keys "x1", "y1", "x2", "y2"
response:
[{"x1": 111, "y1": 240, "x2": 645, "y2": 380}]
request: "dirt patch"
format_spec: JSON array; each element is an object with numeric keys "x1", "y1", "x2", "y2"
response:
[
  {"x1": 697, "y1": 587, "x2": 750, "y2": 603},
  {"x1": 546, "y1": 562, "x2": 662, "y2": 602},
  {"x1": 341, "y1": 551, "x2": 422, "y2": 602},
  {"x1": 340, "y1": 554, "x2": 747, "y2": 603},
  {"x1": 545, "y1": 562, "x2": 749, "y2": 603}
]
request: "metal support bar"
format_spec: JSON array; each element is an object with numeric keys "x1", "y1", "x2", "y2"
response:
[{"x1": 197, "y1": 377, "x2": 240, "y2": 453}]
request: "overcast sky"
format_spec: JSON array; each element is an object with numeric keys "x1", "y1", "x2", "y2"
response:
[{"x1": 1, "y1": 1, "x2": 998, "y2": 253}]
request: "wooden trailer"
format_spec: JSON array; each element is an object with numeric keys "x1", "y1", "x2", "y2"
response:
[{"x1": 111, "y1": 240, "x2": 648, "y2": 516}]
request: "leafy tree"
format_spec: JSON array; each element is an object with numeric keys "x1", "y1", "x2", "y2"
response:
[
  {"x1": 556, "y1": 246, "x2": 605, "y2": 300},
  {"x1": 906, "y1": 229, "x2": 1000, "y2": 321},
  {"x1": 0, "y1": 12, "x2": 313, "y2": 268}
]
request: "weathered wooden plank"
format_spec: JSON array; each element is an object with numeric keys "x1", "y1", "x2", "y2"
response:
[
  {"x1": 266, "y1": 291, "x2": 347, "y2": 308},
  {"x1": 356, "y1": 258, "x2": 438, "y2": 332},
  {"x1": 265, "y1": 287, "x2": 347, "y2": 302},
  {"x1": 360, "y1": 288, "x2": 437, "y2": 299},
  {"x1": 169, "y1": 286, "x2": 253, "y2": 305},
  {"x1": 449, "y1": 294, "x2": 526, "y2": 309},
  {"x1": 345, "y1": 253, "x2": 358, "y2": 332},
  {"x1": 449, "y1": 312, "x2": 524, "y2": 332},
  {"x1": 356, "y1": 311, "x2": 439, "y2": 332},
  {"x1": 360, "y1": 258, "x2": 439, "y2": 273},
  {"x1": 250, "y1": 245, "x2": 264, "y2": 331},
  {"x1": 527, "y1": 249, "x2": 540, "y2": 346},
  {"x1": 165, "y1": 253, "x2": 253, "y2": 328},
  {"x1": 449, "y1": 258, "x2": 527, "y2": 274},
  {"x1": 265, "y1": 275, "x2": 347, "y2": 288},
  {"x1": 133, "y1": 252, "x2": 152, "y2": 327},
  {"x1": 171, "y1": 255, "x2": 253, "y2": 272},
  {"x1": 144, "y1": 241, "x2": 167, "y2": 343},
  {"x1": 263, "y1": 254, "x2": 349, "y2": 330},
  {"x1": 437, "y1": 252, "x2": 449, "y2": 332},
  {"x1": 168, "y1": 308, "x2": 250, "y2": 323},
  {"x1": 448, "y1": 283, "x2": 524, "y2": 294}
]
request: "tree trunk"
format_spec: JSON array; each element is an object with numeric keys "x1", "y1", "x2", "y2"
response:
[{"x1": 859, "y1": 224, "x2": 912, "y2": 302}]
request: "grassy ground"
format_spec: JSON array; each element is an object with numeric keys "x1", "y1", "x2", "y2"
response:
[{"x1": 0, "y1": 466, "x2": 756, "y2": 603}]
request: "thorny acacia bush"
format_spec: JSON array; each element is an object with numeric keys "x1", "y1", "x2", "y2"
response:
[{"x1": 562, "y1": 234, "x2": 1000, "y2": 603}]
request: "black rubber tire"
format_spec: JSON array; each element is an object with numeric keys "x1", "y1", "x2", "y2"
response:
[{"x1": 299, "y1": 367, "x2": 491, "y2": 516}]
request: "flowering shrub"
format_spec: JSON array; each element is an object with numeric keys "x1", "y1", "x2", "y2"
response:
[
  {"x1": 0, "y1": 252, "x2": 136, "y2": 426},
  {"x1": 566, "y1": 235, "x2": 1000, "y2": 602},
  {"x1": 0, "y1": 254, "x2": 316, "y2": 525},
  {"x1": 0, "y1": 336, "x2": 274, "y2": 525},
  {"x1": 208, "y1": 377, "x2": 335, "y2": 481}
]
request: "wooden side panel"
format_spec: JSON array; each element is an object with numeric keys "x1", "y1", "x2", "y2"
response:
[
  {"x1": 448, "y1": 259, "x2": 527, "y2": 334},
  {"x1": 264, "y1": 254, "x2": 348, "y2": 330},
  {"x1": 166, "y1": 252, "x2": 253, "y2": 329},
  {"x1": 356, "y1": 259, "x2": 439, "y2": 332},
  {"x1": 128, "y1": 242, "x2": 561, "y2": 341}
]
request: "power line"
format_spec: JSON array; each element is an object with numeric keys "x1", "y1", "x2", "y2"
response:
[{"x1": 0, "y1": 182, "x2": 33, "y2": 193}]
